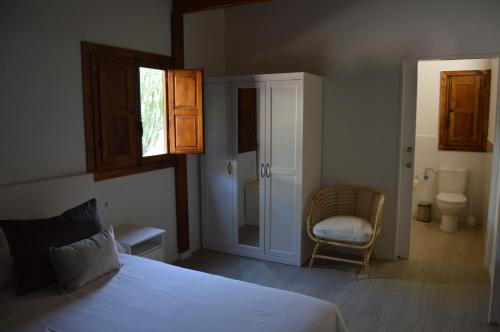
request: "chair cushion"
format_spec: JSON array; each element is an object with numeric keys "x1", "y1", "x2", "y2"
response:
[{"x1": 312, "y1": 215, "x2": 373, "y2": 243}]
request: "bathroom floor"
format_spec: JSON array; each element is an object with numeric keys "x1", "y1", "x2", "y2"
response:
[{"x1": 178, "y1": 218, "x2": 494, "y2": 331}]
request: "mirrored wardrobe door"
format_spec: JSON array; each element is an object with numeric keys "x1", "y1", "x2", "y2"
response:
[{"x1": 233, "y1": 82, "x2": 266, "y2": 250}]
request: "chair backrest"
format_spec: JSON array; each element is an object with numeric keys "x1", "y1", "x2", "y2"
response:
[{"x1": 308, "y1": 186, "x2": 385, "y2": 233}]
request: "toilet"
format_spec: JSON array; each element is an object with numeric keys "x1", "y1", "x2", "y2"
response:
[{"x1": 436, "y1": 167, "x2": 468, "y2": 232}]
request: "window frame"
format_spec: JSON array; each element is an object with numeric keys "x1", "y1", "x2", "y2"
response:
[
  {"x1": 138, "y1": 60, "x2": 173, "y2": 165},
  {"x1": 82, "y1": 42, "x2": 175, "y2": 181}
]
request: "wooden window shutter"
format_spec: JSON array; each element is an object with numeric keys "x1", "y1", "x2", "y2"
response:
[
  {"x1": 167, "y1": 69, "x2": 204, "y2": 154},
  {"x1": 91, "y1": 53, "x2": 140, "y2": 170},
  {"x1": 439, "y1": 70, "x2": 490, "y2": 152}
]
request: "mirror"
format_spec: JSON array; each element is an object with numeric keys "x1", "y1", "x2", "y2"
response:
[{"x1": 237, "y1": 87, "x2": 260, "y2": 247}]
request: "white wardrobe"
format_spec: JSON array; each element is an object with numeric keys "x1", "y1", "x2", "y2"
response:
[{"x1": 201, "y1": 73, "x2": 323, "y2": 266}]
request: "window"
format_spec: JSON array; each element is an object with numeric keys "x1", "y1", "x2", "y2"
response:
[
  {"x1": 139, "y1": 67, "x2": 168, "y2": 157},
  {"x1": 81, "y1": 42, "x2": 204, "y2": 180}
]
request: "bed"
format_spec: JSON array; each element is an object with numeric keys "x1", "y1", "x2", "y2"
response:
[
  {"x1": 0, "y1": 174, "x2": 347, "y2": 332},
  {"x1": 0, "y1": 253, "x2": 348, "y2": 332}
]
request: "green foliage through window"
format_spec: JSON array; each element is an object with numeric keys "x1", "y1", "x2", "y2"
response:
[{"x1": 140, "y1": 67, "x2": 167, "y2": 157}]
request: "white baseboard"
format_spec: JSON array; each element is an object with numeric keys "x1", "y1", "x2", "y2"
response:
[{"x1": 177, "y1": 250, "x2": 192, "y2": 260}]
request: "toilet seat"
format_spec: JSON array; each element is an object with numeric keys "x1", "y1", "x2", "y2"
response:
[{"x1": 437, "y1": 192, "x2": 467, "y2": 204}]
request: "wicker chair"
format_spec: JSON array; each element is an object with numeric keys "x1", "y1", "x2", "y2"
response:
[{"x1": 307, "y1": 186, "x2": 384, "y2": 274}]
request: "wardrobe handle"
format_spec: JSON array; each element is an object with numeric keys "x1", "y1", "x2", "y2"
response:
[
  {"x1": 260, "y1": 163, "x2": 265, "y2": 178},
  {"x1": 227, "y1": 161, "x2": 232, "y2": 175},
  {"x1": 266, "y1": 163, "x2": 271, "y2": 178}
]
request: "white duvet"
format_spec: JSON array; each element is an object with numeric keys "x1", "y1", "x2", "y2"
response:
[{"x1": 0, "y1": 254, "x2": 348, "y2": 332}]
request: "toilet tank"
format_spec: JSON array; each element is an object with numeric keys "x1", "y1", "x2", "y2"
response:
[{"x1": 438, "y1": 167, "x2": 467, "y2": 194}]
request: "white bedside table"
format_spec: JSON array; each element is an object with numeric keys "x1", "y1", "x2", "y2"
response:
[{"x1": 114, "y1": 224, "x2": 166, "y2": 262}]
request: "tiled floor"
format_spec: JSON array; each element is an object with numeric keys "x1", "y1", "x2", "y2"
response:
[{"x1": 177, "y1": 220, "x2": 497, "y2": 331}]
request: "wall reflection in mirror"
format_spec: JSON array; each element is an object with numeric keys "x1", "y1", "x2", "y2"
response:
[{"x1": 237, "y1": 88, "x2": 260, "y2": 247}]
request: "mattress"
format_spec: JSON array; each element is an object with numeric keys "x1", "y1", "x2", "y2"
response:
[{"x1": 0, "y1": 254, "x2": 348, "y2": 332}]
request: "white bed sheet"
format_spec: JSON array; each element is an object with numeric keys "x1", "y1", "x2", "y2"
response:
[{"x1": 0, "y1": 254, "x2": 348, "y2": 332}]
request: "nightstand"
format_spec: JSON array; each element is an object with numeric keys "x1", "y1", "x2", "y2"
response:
[{"x1": 114, "y1": 224, "x2": 166, "y2": 262}]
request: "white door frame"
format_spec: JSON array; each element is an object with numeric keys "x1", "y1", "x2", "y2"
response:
[
  {"x1": 395, "y1": 58, "x2": 419, "y2": 259},
  {"x1": 395, "y1": 53, "x2": 500, "y2": 323}
]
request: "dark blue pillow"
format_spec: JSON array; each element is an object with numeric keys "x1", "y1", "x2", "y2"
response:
[{"x1": 0, "y1": 199, "x2": 102, "y2": 295}]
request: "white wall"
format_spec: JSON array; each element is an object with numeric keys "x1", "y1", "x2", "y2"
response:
[
  {"x1": 184, "y1": 9, "x2": 226, "y2": 77},
  {"x1": 184, "y1": 9, "x2": 227, "y2": 251},
  {"x1": 219, "y1": 0, "x2": 500, "y2": 258},
  {"x1": 490, "y1": 59, "x2": 499, "y2": 143},
  {"x1": 486, "y1": 58, "x2": 500, "y2": 278},
  {"x1": 0, "y1": 0, "x2": 181, "y2": 262},
  {"x1": 484, "y1": 152, "x2": 493, "y2": 227},
  {"x1": 412, "y1": 59, "x2": 497, "y2": 223},
  {"x1": 485, "y1": 59, "x2": 499, "y2": 257}
]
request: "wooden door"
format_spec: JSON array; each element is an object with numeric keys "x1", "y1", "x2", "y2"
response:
[
  {"x1": 167, "y1": 69, "x2": 204, "y2": 154},
  {"x1": 439, "y1": 70, "x2": 490, "y2": 152},
  {"x1": 201, "y1": 83, "x2": 234, "y2": 249},
  {"x1": 264, "y1": 80, "x2": 302, "y2": 261}
]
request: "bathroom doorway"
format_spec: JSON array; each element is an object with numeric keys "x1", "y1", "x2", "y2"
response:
[
  {"x1": 412, "y1": 60, "x2": 496, "y2": 231},
  {"x1": 397, "y1": 54, "x2": 500, "y2": 322},
  {"x1": 398, "y1": 57, "x2": 499, "y2": 257}
]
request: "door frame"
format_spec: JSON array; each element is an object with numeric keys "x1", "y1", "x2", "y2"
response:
[{"x1": 395, "y1": 53, "x2": 500, "y2": 322}]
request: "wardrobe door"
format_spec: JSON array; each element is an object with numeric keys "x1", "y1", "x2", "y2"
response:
[
  {"x1": 202, "y1": 83, "x2": 235, "y2": 249},
  {"x1": 233, "y1": 82, "x2": 266, "y2": 253},
  {"x1": 264, "y1": 80, "x2": 302, "y2": 260}
]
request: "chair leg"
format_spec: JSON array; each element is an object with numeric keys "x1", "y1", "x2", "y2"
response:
[
  {"x1": 372, "y1": 247, "x2": 379, "y2": 261},
  {"x1": 309, "y1": 243, "x2": 320, "y2": 268},
  {"x1": 363, "y1": 249, "x2": 371, "y2": 276},
  {"x1": 367, "y1": 247, "x2": 373, "y2": 261}
]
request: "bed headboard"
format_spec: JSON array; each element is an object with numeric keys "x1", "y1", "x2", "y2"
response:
[{"x1": 0, "y1": 174, "x2": 95, "y2": 220}]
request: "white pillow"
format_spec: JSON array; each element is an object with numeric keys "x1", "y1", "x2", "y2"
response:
[
  {"x1": 49, "y1": 227, "x2": 122, "y2": 292},
  {"x1": 312, "y1": 215, "x2": 373, "y2": 243}
]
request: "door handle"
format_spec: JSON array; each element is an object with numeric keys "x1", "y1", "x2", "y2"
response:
[
  {"x1": 266, "y1": 163, "x2": 271, "y2": 177},
  {"x1": 260, "y1": 163, "x2": 265, "y2": 178},
  {"x1": 406, "y1": 146, "x2": 413, "y2": 153},
  {"x1": 227, "y1": 161, "x2": 232, "y2": 175}
]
